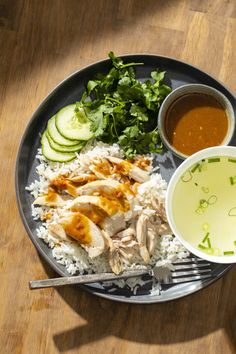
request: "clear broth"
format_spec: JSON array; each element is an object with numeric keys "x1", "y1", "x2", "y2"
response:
[{"x1": 172, "y1": 156, "x2": 236, "y2": 256}]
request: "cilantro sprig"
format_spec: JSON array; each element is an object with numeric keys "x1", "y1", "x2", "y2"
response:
[{"x1": 76, "y1": 52, "x2": 171, "y2": 158}]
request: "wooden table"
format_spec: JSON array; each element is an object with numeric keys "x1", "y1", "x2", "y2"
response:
[{"x1": 1, "y1": 1, "x2": 236, "y2": 353}]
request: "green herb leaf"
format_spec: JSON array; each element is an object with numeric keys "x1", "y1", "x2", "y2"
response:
[
  {"x1": 130, "y1": 104, "x2": 149, "y2": 121},
  {"x1": 77, "y1": 52, "x2": 171, "y2": 157},
  {"x1": 87, "y1": 80, "x2": 99, "y2": 95}
]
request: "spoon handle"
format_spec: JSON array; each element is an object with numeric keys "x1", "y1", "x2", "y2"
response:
[{"x1": 29, "y1": 269, "x2": 149, "y2": 289}]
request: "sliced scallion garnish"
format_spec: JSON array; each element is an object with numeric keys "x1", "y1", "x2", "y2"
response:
[
  {"x1": 198, "y1": 244, "x2": 207, "y2": 250},
  {"x1": 207, "y1": 238, "x2": 212, "y2": 248},
  {"x1": 223, "y1": 251, "x2": 234, "y2": 255},
  {"x1": 196, "y1": 207, "x2": 204, "y2": 215},
  {"x1": 207, "y1": 195, "x2": 217, "y2": 205},
  {"x1": 202, "y1": 223, "x2": 210, "y2": 231},
  {"x1": 213, "y1": 248, "x2": 221, "y2": 256},
  {"x1": 202, "y1": 232, "x2": 210, "y2": 243},
  {"x1": 205, "y1": 248, "x2": 214, "y2": 255},
  {"x1": 181, "y1": 170, "x2": 192, "y2": 182},
  {"x1": 228, "y1": 207, "x2": 236, "y2": 216},
  {"x1": 191, "y1": 163, "x2": 200, "y2": 173},
  {"x1": 200, "y1": 199, "x2": 208, "y2": 208},
  {"x1": 234, "y1": 241, "x2": 236, "y2": 247},
  {"x1": 228, "y1": 158, "x2": 236, "y2": 163},
  {"x1": 229, "y1": 176, "x2": 236, "y2": 185},
  {"x1": 208, "y1": 157, "x2": 220, "y2": 163},
  {"x1": 201, "y1": 186, "x2": 209, "y2": 193}
]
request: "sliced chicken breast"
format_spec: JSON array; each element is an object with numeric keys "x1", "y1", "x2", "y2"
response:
[
  {"x1": 146, "y1": 227, "x2": 156, "y2": 256},
  {"x1": 116, "y1": 224, "x2": 136, "y2": 239},
  {"x1": 33, "y1": 192, "x2": 65, "y2": 207},
  {"x1": 100, "y1": 212, "x2": 126, "y2": 236},
  {"x1": 129, "y1": 166, "x2": 150, "y2": 183},
  {"x1": 76, "y1": 179, "x2": 122, "y2": 196},
  {"x1": 109, "y1": 247, "x2": 123, "y2": 274},
  {"x1": 70, "y1": 195, "x2": 126, "y2": 236},
  {"x1": 59, "y1": 212, "x2": 105, "y2": 258},
  {"x1": 67, "y1": 173, "x2": 97, "y2": 184},
  {"x1": 90, "y1": 159, "x2": 113, "y2": 179},
  {"x1": 70, "y1": 195, "x2": 124, "y2": 216},
  {"x1": 48, "y1": 224, "x2": 70, "y2": 242},
  {"x1": 102, "y1": 231, "x2": 124, "y2": 274},
  {"x1": 105, "y1": 156, "x2": 150, "y2": 183},
  {"x1": 136, "y1": 214, "x2": 150, "y2": 263}
]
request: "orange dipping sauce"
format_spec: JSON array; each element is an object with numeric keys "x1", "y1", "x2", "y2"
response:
[{"x1": 165, "y1": 93, "x2": 228, "y2": 156}]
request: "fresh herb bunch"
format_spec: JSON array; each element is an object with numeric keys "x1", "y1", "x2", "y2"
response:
[{"x1": 76, "y1": 52, "x2": 171, "y2": 158}]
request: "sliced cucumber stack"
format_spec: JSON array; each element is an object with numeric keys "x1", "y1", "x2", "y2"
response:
[
  {"x1": 46, "y1": 131, "x2": 85, "y2": 153},
  {"x1": 41, "y1": 104, "x2": 94, "y2": 162},
  {"x1": 47, "y1": 115, "x2": 80, "y2": 146},
  {"x1": 41, "y1": 132, "x2": 76, "y2": 162},
  {"x1": 56, "y1": 104, "x2": 94, "y2": 141}
]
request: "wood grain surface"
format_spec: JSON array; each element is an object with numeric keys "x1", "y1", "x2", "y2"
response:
[{"x1": 1, "y1": 0, "x2": 236, "y2": 353}]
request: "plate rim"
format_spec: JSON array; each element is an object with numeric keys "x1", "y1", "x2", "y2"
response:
[{"x1": 15, "y1": 54, "x2": 235, "y2": 304}]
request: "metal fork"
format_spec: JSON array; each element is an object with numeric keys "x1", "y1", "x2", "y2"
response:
[
  {"x1": 29, "y1": 257, "x2": 212, "y2": 290},
  {"x1": 153, "y1": 257, "x2": 212, "y2": 285}
]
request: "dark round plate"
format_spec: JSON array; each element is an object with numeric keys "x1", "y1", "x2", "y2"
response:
[{"x1": 15, "y1": 55, "x2": 236, "y2": 303}]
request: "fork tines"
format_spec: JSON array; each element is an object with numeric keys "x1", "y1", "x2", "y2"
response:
[
  {"x1": 165, "y1": 257, "x2": 212, "y2": 284},
  {"x1": 172, "y1": 257, "x2": 209, "y2": 264}
]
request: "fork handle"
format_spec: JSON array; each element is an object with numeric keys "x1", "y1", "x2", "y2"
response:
[{"x1": 29, "y1": 269, "x2": 149, "y2": 289}]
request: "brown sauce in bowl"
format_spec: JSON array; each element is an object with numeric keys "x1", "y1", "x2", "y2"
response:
[{"x1": 165, "y1": 93, "x2": 228, "y2": 156}]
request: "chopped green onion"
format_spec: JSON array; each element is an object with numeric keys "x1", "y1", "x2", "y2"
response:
[
  {"x1": 229, "y1": 176, "x2": 236, "y2": 185},
  {"x1": 228, "y1": 158, "x2": 236, "y2": 163},
  {"x1": 223, "y1": 251, "x2": 234, "y2": 255},
  {"x1": 198, "y1": 244, "x2": 207, "y2": 250},
  {"x1": 213, "y1": 248, "x2": 221, "y2": 256},
  {"x1": 207, "y1": 238, "x2": 212, "y2": 248},
  {"x1": 201, "y1": 162, "x2": 207, "y2": 171},
  {"x1": 234, "y1": 241, "x2": 236, "y2": 247},
  {"x1": 207, "y1": 195, "x2": 217, "y2": 205},
  {"x1": 205, "y1": 248, "x2": 214, "y2": 255},
  {"x1": 201, "y1": 186, "x2": 209, "y2": 193},
  {"x1": 196, "y1": 207, "x2": 204, "y2": 215},
  {"x1": 228, "y1": 207, "x2": 236, "y2": 216},
  {"x1": 191, "y1": 163, "x2": 200, "y2": 173},
  {"x1": 181, "y1": 171, "x2": 192, "y2": 182},
  {"x1": 208, "y1": 157, "x2": 220, "y2": 163},
  {"x1": 202, "y1": 223, "x2": 210, "y2": 231},
  {"x1": 202, "y1": 232, "x2": 210, "y2": 243},
  {"x1": 200, "y1": 199, "x2": 209, "y2": 208}
]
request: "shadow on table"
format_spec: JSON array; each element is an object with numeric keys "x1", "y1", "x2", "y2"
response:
[
  {"x1": 1, "y1": 0, "x2": 178, "y2": 91},
  {"x1": 40, "y1": 257, "x2": 236, "y2": 352}
]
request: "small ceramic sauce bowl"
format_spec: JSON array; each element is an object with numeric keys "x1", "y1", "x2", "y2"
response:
[
  {"x1": 166, "y1": 146, "x2": 236, "y2": 263},
  {"x1": 158, "y1": 84, "x2": 235, "y2": 159}
]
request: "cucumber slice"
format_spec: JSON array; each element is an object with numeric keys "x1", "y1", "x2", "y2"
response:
[
  {"x1": 46, "y1": 131, "x2": 85, "y2": 153},
  {"x1": 47, "y1": 115, "x2": 80, "y2": 146},
  {"x1": 41, "y1": 132, "x2": 76, "y2": 162},
  {"x1": 56, "y1": 104, "x2": 94, "y2": 141}
]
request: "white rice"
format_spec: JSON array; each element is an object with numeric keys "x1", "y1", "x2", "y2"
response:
[{"x1": 26, "y1": 142, "x2": 189, "y2": 295}]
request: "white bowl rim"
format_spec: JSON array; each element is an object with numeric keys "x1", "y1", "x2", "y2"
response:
[{"x1": 166, "y1": 145, "x2": 236, "y2": 263}]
